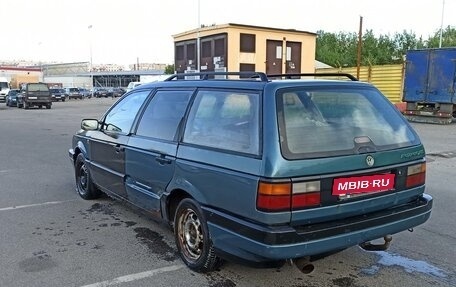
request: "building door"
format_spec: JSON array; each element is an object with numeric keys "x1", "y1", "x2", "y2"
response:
[
  {"x1": 286, "y1": 41, "x2": 302, "y2": 74},
  {"x1": 266, "y1": 40, "x2": 283, "y2": 75}
]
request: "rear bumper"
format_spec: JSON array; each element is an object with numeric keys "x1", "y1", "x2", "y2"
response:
[{"x1": 204, "y1": 194, "x2": 432, "y2": 263}]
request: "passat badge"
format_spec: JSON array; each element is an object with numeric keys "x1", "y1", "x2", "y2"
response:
[{"x1": 366, "y1": 155, "x2": 375, "y2": 167}]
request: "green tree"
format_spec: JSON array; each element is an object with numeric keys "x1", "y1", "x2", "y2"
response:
[
  {"x1": 164, "y1": 64, "x2": 175, "y2": 74},
  {"x1": 426, "y1": 26, "x2": 456, "y2": 48},
  {"x1": 316, "y1": 26, "x2": 456, "y2": 68}
]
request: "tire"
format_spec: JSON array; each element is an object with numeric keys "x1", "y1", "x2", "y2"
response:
[
  {"x1": 46, "y1": 104, "x2": 51, "y2": 109},
  {"x1": 75, "y1": 153, "x2": 101, "y2": 200},
  {"x1": 174, "y1": 198, "x2": 221, "y2": 273}
]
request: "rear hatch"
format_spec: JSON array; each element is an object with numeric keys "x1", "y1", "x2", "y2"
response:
[
  {"x1": 271, "y1": 84, "x2": 425, "y2": 225},
  {"x1": 27, "y1": 83, "x2": 51, "y2": 101}
]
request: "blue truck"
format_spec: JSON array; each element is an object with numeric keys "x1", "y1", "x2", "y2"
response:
[{"x1": 403, "y1": 48, "x2": 456, "y2": 124}]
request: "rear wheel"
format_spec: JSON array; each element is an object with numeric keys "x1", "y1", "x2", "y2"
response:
[
  {"x1": 75, "y1": 154, "x2": 101, "y2": 200},
  {"x1": 174, "y1": 198, "x2": 221, "y2": 273},
  {"x1": 46, "y1": 104, "x2": 51, "y2": 109}
]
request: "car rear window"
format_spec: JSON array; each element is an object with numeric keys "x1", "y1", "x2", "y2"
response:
[
  {"x1": 28, "y1": 84, "x2": 49, "y2": 92},
  {"x1": 276, "y1": 86, "x2": 419, "y2": 159}
]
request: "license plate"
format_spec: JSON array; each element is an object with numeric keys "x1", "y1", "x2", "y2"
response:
[
  {"x1": 28, "y1": 97, "x2": 37, "y2": 100},
  {"x1": 332, "y1": 174, "x2": 395, "y2": 196}
]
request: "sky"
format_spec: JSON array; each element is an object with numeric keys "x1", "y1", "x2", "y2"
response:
[{"x1": 1, "y1": 0, "x2": 455, "y2": 66}]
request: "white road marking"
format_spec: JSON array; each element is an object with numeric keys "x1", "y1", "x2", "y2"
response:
[
  {"x1": 0, "y1": 200, "x2": 77, "y2": 212},
  {"x1": 79, "y1": 265, "x2": 185, "y2": 287}
]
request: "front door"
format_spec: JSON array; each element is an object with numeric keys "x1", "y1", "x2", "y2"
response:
[
  {"x1": 285, "y1": 41, "x2": 302, "y2": 74},
  {"x1": 266, "y1": 40, "x2": 283, "y2": 75},
  {"x1": 90, "y1": 90, "x2": 150, "y2": 198}
]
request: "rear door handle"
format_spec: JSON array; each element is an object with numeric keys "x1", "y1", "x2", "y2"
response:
[
  {"x1": 115, "y1": 145, "x2": 125, "y2": 153},
  {"x1": 155, "y1": 154, "x2": 172, "y2": 165}
]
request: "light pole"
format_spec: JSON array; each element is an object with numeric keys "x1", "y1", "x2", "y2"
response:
[
  {"x1": 88, "y1": 25, "x2": 93, "y2": 93},
  {"x1": 439, "y1": 0, "x2": 445, "y2": 48},
  {"x1": 196, "y1": 0, "x2": 200, "y2": 72}
]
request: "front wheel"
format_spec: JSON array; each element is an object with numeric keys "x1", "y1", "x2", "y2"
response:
[
  {"x1": 174, "y1": 198, "x2": 221, "y2": 273},
  {"x1": 75, "y1": 154, "x2": 101, "y2": 200}
]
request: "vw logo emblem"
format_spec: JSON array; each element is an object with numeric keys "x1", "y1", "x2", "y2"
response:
[{"x1": 366, "y1": 155, "x2": 375, "y2": 167}]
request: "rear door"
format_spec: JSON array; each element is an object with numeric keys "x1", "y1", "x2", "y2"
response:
[
  {"x1": 427, "y1": 49, "x2": 456, "y2": 103},
  {"x1": 403, "y1": 50, "x2": 429, "y2": 102},
  {"x1": 125, "y1": 89, "x2": 192, "y2": 213}
]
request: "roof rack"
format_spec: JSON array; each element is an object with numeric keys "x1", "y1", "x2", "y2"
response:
[
  {"x1": 267, "y1": 73, "x2": 358, "y2": 81},
  {"x1": 164, "y1": 71, "x2": 269, "y2": 82}
]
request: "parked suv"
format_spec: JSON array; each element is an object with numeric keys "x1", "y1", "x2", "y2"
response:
[
  {"x1": 17, "y1": 82, "x2": 52, "y2": 109},
  {"x1": 69, "y1": 72, "x2": 432, "y2": 273}
]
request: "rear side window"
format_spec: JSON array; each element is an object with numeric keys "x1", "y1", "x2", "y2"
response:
[
  {"x1": 277, "y1": 86, "x2": 419, "y2": 159},
  {"x1": 184, "y1": 90, "x2": 260, "y2": 155}
]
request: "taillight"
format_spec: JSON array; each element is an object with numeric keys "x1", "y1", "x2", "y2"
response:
[
  {"x1": 257, "y1": 182, "x2": 291, "y2": 212},
  {"x1": 406, "y1": 163, "x2": 426, "y2": 188},
  {"x1": 257, "y1": 180, "x2": 321, "y2": 212},
  {"x1": 292, "y1": 181, "x2": 321, "y2": 209}
]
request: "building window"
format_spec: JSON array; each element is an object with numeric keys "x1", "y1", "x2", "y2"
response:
[
  {"x1": 214, "y1": 38, "x2": 225, "y2": 56},
  {"x1": 201, "y1": 41, "x2": 211, "y2": 58},
  {"x1": 176, "y1": 45, "x2": 184, "y2": 60},
  {"x1": 187, "y1": 43, "x2": 196, "y2": 61},
  {"x1": 240, "y1": 33, "x2": 256, "y2": 53},
  {"x1": 239, "y1": 64, "x2": 255, "y2": 78}
]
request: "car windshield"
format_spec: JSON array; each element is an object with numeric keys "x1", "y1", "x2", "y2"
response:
[
  {"x1": 50, "y1": 89, "x2": 60, "y2": 93},
  {"x1": 0, "y1": 82, "x2": 8, "y2": 89},
  {"x1": 276, "y1": 86, "x2": 420, "y2": 159}
]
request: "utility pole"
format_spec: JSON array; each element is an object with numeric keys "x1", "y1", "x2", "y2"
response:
[
  {"x1": 356, "y1": 16, "x2": 363, "y2": 79},
  {"x1": 439, "y1": 0, "x2": 445, "y2": 48}
]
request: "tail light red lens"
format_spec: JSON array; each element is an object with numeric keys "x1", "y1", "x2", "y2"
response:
[
  {"x1": 257, "y1": 180, "x2": 322, "y2": 212},
  {"x1": 406, "y1": 163, "x2": 426, "y2": 188},
  {"x1": 257, "y1": 182, "x2": 291, "y2": 212}
]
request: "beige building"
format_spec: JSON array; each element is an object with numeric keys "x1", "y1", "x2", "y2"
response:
[{"x1": 173, "y1": 23, "x2": 317, "y2": 75}]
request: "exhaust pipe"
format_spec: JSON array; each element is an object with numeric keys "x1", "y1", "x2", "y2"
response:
[{"x1": 293, "y1": 256, "x2": 315, "y2": 274}]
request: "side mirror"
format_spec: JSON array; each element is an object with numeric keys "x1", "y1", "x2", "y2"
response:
[{"x1": 81, "y1": 119, "x2": 99, "y2": 131}]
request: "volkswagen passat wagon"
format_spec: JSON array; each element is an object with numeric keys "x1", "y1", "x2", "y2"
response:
[{"x1": 69, "y1": 72, "x2": 432, "y2": 273}]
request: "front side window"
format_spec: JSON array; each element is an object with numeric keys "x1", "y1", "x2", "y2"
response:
[
  {"x1": 184, "y1": 90, "x2": 260, "y2": 155},
  {"x1": 103, "y1": 90, "x2": 149, "y2": 134},
  {"x1": 136, "y1": 90, "x2": 192, "y2": 141},
  {"x1": 277, "y1": 86, "x2": 419, "y2": 159}
]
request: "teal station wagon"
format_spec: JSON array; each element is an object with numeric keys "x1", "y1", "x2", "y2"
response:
[{"x1": 69, "y1": 72, "x2": 432, "y2": 273}]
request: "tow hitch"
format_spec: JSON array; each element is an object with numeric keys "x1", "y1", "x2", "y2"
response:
[{"x1": 359, "y1": 235, "x2": 392, "y2": 251}]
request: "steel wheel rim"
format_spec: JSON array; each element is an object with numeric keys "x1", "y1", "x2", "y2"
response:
[
  {"x1": 178, "y1": 208, "x2": 203, "y2": 261},
  {"x1": 77, "y1": 164, "x2": 88, "y2": 194}
]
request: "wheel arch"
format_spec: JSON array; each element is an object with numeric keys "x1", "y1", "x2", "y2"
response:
[
  {"x1": 73, "y1": 141, "x2": 89, "y2": 164},
  {"x1": 163, "y1": 188, "x2": 192, "y2": 224}
]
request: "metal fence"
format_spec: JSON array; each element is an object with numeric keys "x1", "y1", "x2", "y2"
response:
[{"x1": 316, "y1": 64, "x2": 405, "y2": 103}]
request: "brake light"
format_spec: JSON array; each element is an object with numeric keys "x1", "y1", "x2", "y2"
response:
[
  {"x1": 257, "y1": 182, "x2": 291, "y2": 212},
  {"x1": 257, "y1": 180, "x2": 321, "y2": 212},
  {"x1": 406, "y1": 163, "x2": 426, "y2": 188},
  {"x1": 292, "y1": 181, "x2": 321, "y2": 209}
]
